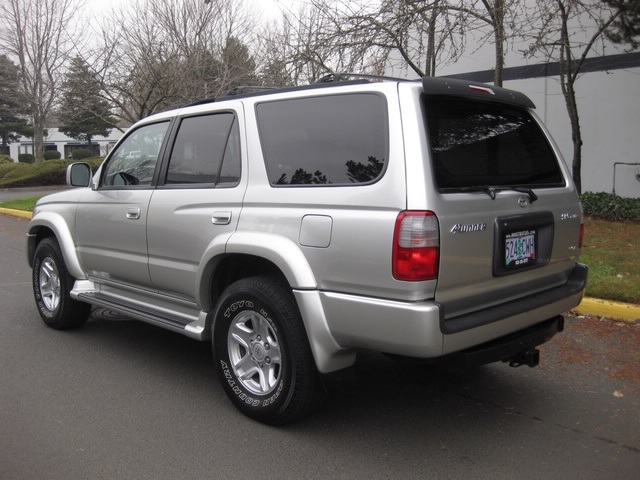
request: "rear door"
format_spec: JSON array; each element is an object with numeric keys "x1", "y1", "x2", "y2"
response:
[
  {"x1": 422, "y1": 88, "x2": 583, "y2": 322},
  {"x1": 146, "y1": 106, "x2": 246, "y2": 303}
]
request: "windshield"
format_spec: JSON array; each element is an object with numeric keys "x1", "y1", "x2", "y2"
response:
[{"x1": 424, "y1": 97, "x2": 564, "y2": 190}]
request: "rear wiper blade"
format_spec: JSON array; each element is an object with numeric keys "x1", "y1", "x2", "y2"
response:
[
  {"x1": 451, "y1": 185, "x2": 538, "y2": 202},
  {"x1": 501, "y1": 186, "x2": 538, "y2": 202}
]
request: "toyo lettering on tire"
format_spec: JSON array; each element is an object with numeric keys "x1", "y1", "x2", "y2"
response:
[
  {"x1": 32, "y1": 237, "x2": 91, "y2": 329},
  {"x1": 212, "y1": 275, "x2": 325, "y2": 425}
]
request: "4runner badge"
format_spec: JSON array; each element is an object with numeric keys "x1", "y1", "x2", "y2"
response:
[{"x1": 450, "y1": 223, "x2": 487, "y2": 234}]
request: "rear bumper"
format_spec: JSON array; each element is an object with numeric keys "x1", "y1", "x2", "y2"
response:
[
  {"x1": 437, "y1": 315, "x2": 564, "y2": 370},
  {"x1": 320, "y1": 263, "x2": 587, "y2": 359},
  {"x1": 441, "y1": 263, "x2": 588, "y2": 334}
]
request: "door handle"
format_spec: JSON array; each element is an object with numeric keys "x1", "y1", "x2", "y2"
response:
[
  {"x1": 212, "y1": 211, "x2": 231, "y2": 225},
  {"x1": 126, "y1": 207, "x2": 141, "y2": 220}
]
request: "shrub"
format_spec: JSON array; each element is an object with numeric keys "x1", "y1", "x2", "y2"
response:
[
  {"x1": 72, "y1": 148, "x2": 93, "y2": 160},
  {"x1": 581, "y1": 192, "x2": 640, "y2": 221},
  {"x1": 86, "y1": 157, "x2": 105, "y2": 170},
  {"x1": 0, "y1": 157, "x2": 104, "y2": 188},
  {"x1": 18, "y1": 153, "x2": 35, "y2": 164},
  {"x1": 44, "y1": 150, "x2": 62, "y2": 160},
  {"x1": 0, "y1": 154, "x2": 13, "y2": 164}
]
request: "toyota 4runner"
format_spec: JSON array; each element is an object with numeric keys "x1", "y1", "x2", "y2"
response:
[{"x1": 27, "y1": 75, "x2": 587, "y2": 424}]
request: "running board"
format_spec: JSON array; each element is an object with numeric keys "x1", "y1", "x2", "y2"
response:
[{"x1": 73, "y1": 286, "x2": 208, "y2": 341}]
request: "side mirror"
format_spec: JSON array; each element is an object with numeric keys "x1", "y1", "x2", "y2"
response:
[{"x1": 66, "y1": 162, "x2": 92, "y2": 187}]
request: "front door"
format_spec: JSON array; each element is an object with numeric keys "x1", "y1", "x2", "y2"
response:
[{"x1": 75, "y1": 121, "x2": 171, "y2": 289}]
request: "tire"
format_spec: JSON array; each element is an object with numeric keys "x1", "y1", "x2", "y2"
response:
[
  {"x1": 32, "y1": 237, "x2": 91, "y2": 329},
  {"x1": 212, "y1": 276, "x2": 325, "y2": 425}
]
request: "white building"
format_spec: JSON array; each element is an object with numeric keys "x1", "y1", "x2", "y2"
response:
[{"x1": 8, "y1": 127, "x2": 123, "y2": 161}]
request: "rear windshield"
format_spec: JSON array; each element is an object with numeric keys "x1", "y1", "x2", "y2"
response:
[{"x1": 424, "y1": 97, "x2": 564, "y2": 189}]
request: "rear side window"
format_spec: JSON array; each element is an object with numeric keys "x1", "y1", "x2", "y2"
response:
[
  {"x1": 424, "y1": 97, "x2": 564, "y2": 189},
  {"x1": 166, "y1": 113, "x2": 240, "y2": 187},
  {"x1": 256, "y1": 93, "x2": 388, "y2": 186}
]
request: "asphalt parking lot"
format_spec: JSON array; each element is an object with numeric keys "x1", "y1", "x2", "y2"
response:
[{"x1": 1, "y1": 210, "x2": 639, "y2": 479}]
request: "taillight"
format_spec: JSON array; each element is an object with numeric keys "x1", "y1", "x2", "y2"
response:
[{"x1": 393, "y1": 211, "x2": 440, "y2": 281}]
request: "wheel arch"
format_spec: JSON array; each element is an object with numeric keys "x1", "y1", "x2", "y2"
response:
[
  {"x1": 27, "y1": 213, "x2": 86, "y2": 280},
  {"x1": 199, "y1": 232, "x2": 355, "y2": 373},
  {"x1": 197, "y1": 232, "x2": 317, "y2": 312}
]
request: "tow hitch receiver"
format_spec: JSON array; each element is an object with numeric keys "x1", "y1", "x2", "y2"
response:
[{"x1": 506, "y1": 348, "x2": 540, "y2": 368}]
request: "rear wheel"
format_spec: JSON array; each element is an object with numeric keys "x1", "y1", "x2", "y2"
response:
[
  {"x1": 212, "y1": 276, "x2": 325, "y2": 425},
  {"x1": 32, "y1": 238, "x2": 91, "y2": 329}
]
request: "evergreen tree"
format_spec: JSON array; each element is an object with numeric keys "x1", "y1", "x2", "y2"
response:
[
  {"x1": 218, "y1": 36, "x2": 259, "y2": 92},
  {"x1": 0, "y1": 55, "x2": 30, "y2": 154},
  {"x1": 603, "y1": 0, "x2": 640, "y2": 48},
  {"x1": 59, "y1": 56, "x2": 116, "y2": 147}
]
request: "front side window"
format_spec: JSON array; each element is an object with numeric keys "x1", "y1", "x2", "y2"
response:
[
  {"x1": 165, "y1": 113, "x2": 240, "y2": 186},
  {"x1": 256, "y1": 93, "x2": 388, "y2": 186},
  {"x1": 102, "y1": 121, "x2": 169, "y2": 187},
  {"x1": 424, "y1": 97, "x2": 564, "y2": 189}
]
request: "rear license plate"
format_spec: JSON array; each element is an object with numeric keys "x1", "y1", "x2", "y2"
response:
[{"x1": 505, "y1": 230, "x2": 536, "y2": 268}]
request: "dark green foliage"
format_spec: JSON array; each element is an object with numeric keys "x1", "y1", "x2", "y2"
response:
[
  {"x1": 0, "y1": 157, "x2": 104, "y2": 187},
  {"x1": 19, "y1": 153, "x2": 35, "y2": 164},
  {"x1": 72, "y1": 148, "x2": 93, "y2": 160},
  {"x1": 581, "y1": 192, "x2": 640, "y2": 221},
  {"x1": 0, "y1": 154, "x2": 12, "y2": 164},
  {"x1": 59, "y1": 57, "x2": 116, "y2": 145},
  {"x1": 0, "y1": 55, "x2": 31, "y2": 150},
  {"x1": 44, "y1": 150, "x2": 62, "y2": 160},
  {"x1": 602, "y1": 0, "x2": 640, "y2": 49}
]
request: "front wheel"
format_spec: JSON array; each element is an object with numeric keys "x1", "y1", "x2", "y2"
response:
[
  {"x1": 212, "y1": 276, "x2": 325, "y2": 425},
  {"x1": 32, "y1": 238, "x2": 91, "y2": 329}
]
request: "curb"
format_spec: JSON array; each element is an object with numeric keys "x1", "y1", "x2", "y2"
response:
[
  {"x1": 574, "y1": 297, "x2": 640, "y2": 323},
  {"x1": 1, "y1": 207, "x2": 638, "y2": 323},
  {"x1": 0, "y1": 207, "x2": 33, "y2": 219}
]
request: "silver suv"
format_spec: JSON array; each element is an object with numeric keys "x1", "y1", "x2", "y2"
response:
[{"x1": 27, "y1": 75, "x2": 587, "y2": 424}]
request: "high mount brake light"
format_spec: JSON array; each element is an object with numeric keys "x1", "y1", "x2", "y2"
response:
[
  {"x1": 393, "y1": 211, "x2": 440, "y2": 281},
  {"x1": 469, "y1": 84, "x2": 495, "y2": 95}
]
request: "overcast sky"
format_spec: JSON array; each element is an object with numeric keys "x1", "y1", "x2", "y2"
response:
[{"x1": 83, "y1": 0, "x2": 300, "y2": 21}]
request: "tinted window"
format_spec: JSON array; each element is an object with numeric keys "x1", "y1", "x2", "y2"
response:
[
  {"x1": 256, "y1": 93, "x2": 388, "y2": 185},
  {"x1": 166, "y1": 113, "x2": 240, "y2": 186},
  {"x1": 103, "y1": 121, "x2": 169, "y2": 187},
  {"x1": 424, "y1": 97, "x2": 564, "y2": 189}
]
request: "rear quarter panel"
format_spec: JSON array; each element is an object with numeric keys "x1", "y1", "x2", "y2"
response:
[{"x1": 239, "y1": 84, "x2": 428, "y2": 300}]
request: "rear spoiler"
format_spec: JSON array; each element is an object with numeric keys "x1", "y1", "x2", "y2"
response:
[{"x1": 423, "y1": 77, "x2": 536, "y2": 109}]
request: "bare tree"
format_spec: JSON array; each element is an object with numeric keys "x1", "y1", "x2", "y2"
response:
[
  {"x1": 312, "y1": 0, "x2": 469, "y2": 78},
  {"x1": 0, "y1": 0, "x2": 84, "y2": 162},
  {"x1": 256, "y1": 1, "x2": 469, "y2": 84},
  {"x1": 447, "y1": 0, "x2": 527, "y2": 86},
  {"x1": 257, "y1": 5, "x2": 381, "y2": 86},
  {"x1": 90, "y1": 0, "x2": 256, "y2": 125},
  {"x1": 525, "y1": 0, "x2": 636, "y2": 193}
]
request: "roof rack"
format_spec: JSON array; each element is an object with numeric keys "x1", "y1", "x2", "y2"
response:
[
  {"x1": 224, "y1": 86, "x2": 279, "y2": 96},
  {"x1": 187, "y1": 97, "x2": 217, "y2": 107},
  {"x1": 315, "y1": 72, "x2": 412, "y2": 83},
  {"x1": 184, "y1": 73, "x2": 408, "y2": 108}
]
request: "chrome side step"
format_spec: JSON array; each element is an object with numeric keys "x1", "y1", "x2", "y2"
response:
[{"x1": 71, "y1": 281, "x2": 208, "y2": 340}]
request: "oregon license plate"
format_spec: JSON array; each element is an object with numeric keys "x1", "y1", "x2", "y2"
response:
[{"x1": 505, "y1": 230, "x2": 536, "y2": 268}]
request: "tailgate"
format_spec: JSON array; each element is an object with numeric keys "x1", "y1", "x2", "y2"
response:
[
  {"x1": 420, "y1": 83, "x2": 583, "y2": 327},
  {"x1": 434, "y1": 189, "x2": 582, "y2": 323}
]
